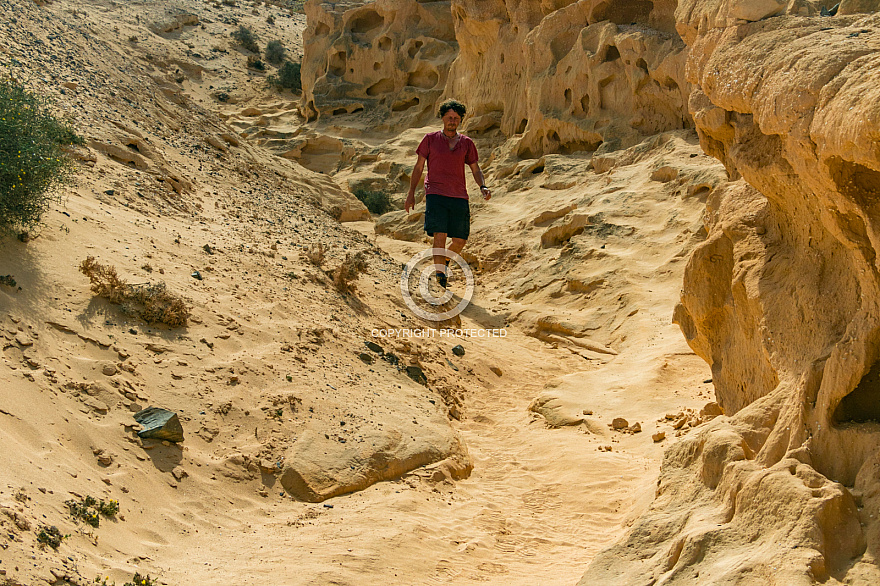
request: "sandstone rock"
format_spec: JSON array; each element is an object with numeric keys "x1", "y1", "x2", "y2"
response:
[
  {"x1": 528, "y1": 395, "x2": 585, "y2": 427},
  {"x1": 280, "y1": 427, "x2": 469, "y2": 502},
  {"x1": 102, "y1": 363, "x2": 117, "y2": 376},
  {"x1": 611, "y1": 417, "x2": 629, "y2": 430},
  {"x1": 652, "y1": 431, "x2": 666, "y2": 442},
  {"x1": 375, "y1": 210, "x2": 424, "y2": 242}
]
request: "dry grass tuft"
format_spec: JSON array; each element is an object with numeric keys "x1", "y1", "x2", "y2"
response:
[
  {"x1": 80, "y1": 256, "x2": 191, "y2": 327},
  {"x1": 333, "y1": 251, "x2": 368, "y2": 293}
]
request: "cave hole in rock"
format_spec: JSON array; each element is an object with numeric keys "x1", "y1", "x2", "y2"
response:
[
  {"x1": 407, "y1": 39, "x2": 424, "y2": 59},
  {"x1": 834, "y1": 359, "x2": 880, "y2": 424},
  {"x1": 315, "y1": 22, "x2": 330, "y2": 36},
  {"x1": 662, "y1": 77, "x2": 679, "y2": 91},
  {"x1": 551, "y1": 30, "x2": 578, "y2": 62},
  {"x1": 560, "y1": 139, "x2": 601, "y2": 155},
  {"x1": 828, "y1": 157, "x2": 880, "y2": 210},
  {"x1": 601, "y1": 45, "x2": 620, "y2": 63},
  {"x1": 351, "y1": 107, "x2": 364, "y2": 114},
  {"x1": 373, "y1": 62, "x2": 381, "y2": 71},
  {"x1": 392, "y1": 96, "x2": 420, "y2": 112},
  {"x1": 500, "y1": 53, "x2": 505, "y2": 64},
  {"x1": 367, "y1": 78, "x2": 395, "y2": 96},
  {"x1": 332, "y1": 108, "x2": 348, "y2": 116},
  {"x1": 378, "y1": 36, "x2": 392, "y2": 51},
  {"x1": 592, "y1": 0, "x2": 654, "y2": 26},
  {"x1": 329, "y1": 51, "x2": 346, "y2": 76},
  {"x1": 126, "y1": 141, "x2": 141, "y2": 152},
  {"x1": 581, "y1": 94, "x2": 590, "y2": 114},
  {"x1": 406, "y1": 66, "x2": 438, "y2": 89},
  {"x1": 636, "y1": 58, "x2": 648, "y2": 73},
  {"x1": 564, "y1": 88, "x2": 572, "y2": 109},
  {"x1": 348, "y1": 10, "x2": 384, "y2": 39},
  {"x1": 516, "y1": 118, "x2": 528, "y2": 134}
]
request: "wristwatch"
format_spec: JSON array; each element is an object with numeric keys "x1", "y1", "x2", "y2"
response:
[{"x1": 480, "y1": 185, "x2": 489, "y2": 190}]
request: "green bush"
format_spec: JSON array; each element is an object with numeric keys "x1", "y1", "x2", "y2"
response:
[
  {"x1": 265, "y1": 40, "x2": 286, "y2": 65},
  {"x1": 268, "y1": 60, "x2": 301, "y2": 92},
  {"x1": 0, "y1": 78, "x2": 81, "y2": 233},
  {"x1": 231, "y1": 25, "x2": 260, "y2": 54},
  {"x1": 353, "y1": 187, "x2": 392, "y2": 215}
]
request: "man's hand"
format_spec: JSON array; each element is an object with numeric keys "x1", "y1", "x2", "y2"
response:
[
  {"x1": 480, "y1": 186, "x2": 491, "y2": 201},
  {"x1": 405, "y1": 192, "x2": 416, "y2": 213}
]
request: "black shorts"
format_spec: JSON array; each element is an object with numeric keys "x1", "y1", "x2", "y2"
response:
[{"x1": 424, "y1": 194, "x2": 470, "y2": 240}]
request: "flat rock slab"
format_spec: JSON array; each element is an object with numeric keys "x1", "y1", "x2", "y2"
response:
[
  {"x1": 133, "y1": 407, "x2": 184, "y2": 442},
  {"x1": 281, "y1": 425, "x2": 469, "y2": 502}
]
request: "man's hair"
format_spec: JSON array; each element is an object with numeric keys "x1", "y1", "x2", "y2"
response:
[{"x1": 438, "y1": 99, "x2": 466, "y2": 118}]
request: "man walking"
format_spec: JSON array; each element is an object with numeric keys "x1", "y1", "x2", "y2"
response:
[{"x1": 405, "y1": 99, "x2": 491, "y2": 288}]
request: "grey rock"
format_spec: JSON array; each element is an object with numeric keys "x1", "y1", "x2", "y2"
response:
[
  {"x1": 133, "y1": 407, "x2": 184, "y2": 442},
  {"x1": 451, "y1": 344, "x2": 465, "y2": 357}
]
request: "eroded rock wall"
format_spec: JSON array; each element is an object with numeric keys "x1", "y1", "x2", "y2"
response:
[
  {"x1": 584, "y1": 3, "x2": 880, "y2": 584},
  {"x1": 301, "y1": 0, "x2": 458, "y2": 128},
  {"x1": 302, "y1": 0, "x2": 693, "y2": 154}
]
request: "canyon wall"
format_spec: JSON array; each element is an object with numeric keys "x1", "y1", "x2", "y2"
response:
[{"x1": 301, "y1": 0, "x2": 880, "y2": 582}]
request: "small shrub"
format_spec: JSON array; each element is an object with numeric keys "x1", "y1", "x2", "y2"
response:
[
  {"x1": 0, "y1": 78, "x2": 82, "y2": 233},
  {"x1": 265, "y1": 39, "x2": 286, "y2": 65},
  {"x1": 246, "y1": 55, "x2": 266, "y2": 71},
  {"x1": 65, "y1": 495, "x2": 118, "y2": 528},
  {"x1": 268, "y1": 60, "x2": 301, "y2": 92},
  {"x1": 302, "y1": 243, "x2": 324, "y2": 266},
  {"x1": 80, "y1": 257, "x2": 191, "y2": 327},
  {"x1": 353, "y1": 187, "x2": 392, "y2": 215},
  {"x1": 36, "y1": 525, "x2": 66, "y2": 549},
  {"x1": 124, "y1": 574, "x2": 157, "y2": 586},
  {"x1": 231, "y1": 25, "x2": 259, "y2": 53},
  {"x1": 334, "y1": 251, "x2": 368, "y2": 293}
]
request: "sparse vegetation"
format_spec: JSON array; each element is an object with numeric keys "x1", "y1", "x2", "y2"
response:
[
  {"x1": 333, "y1": 251, "x2": 368, "y2": 293},
  {"x1": 36, "y1": 525, "x2": 66, "y2": 549},
  {"x1": 353, "y1": 187, "x2": 393, "y2": 215},
  {"x1": 65, "y1": 495, "x2": 119, "y2": 528},
  {"x1": 94, "y1": 573, "x2": 158, "y2": 586},
  {"x1": 303, "y1": 242, "x2": 324, "y2": 266},
  {"x1": 246, "y1": 55, "x2": 266, "y2": 71},
  {"x1": 0, "y1": 78, "x2": 82, "y2": 234},
  {"x1": 232, "y1": 25, "x2": 260, "y2": 54},
  {"x1": 268, "y1": 60, "x2": 301, "y2": 92},
  {"x1": 80, "y1": 256, "x2": 191, "y2": 328},
  {"x1": 265, "y1": 40, "x2": 286, "y2": 64}
]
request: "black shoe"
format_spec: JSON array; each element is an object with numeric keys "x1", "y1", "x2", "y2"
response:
[{"x1": 435, "y1": 272, "x2": 448, "y2": 289}]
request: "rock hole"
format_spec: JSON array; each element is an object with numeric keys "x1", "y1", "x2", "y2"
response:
[
  {"x1": 602, "y1": 45, "x2": 620, "y2": 63},
  {"x1": 348, "y1": 10, "x2": 384, "y2": 37},
  {"x1": 564, "y1": 88, "x2": 572, "y2": 109},
  {"x1": 406, "y1": 66, "x2": 438, "y2": 89},
  {"x1": 833, "y1": 359, "x2": 880, "y2": 425},
  {"x1": 560, "y1": 140, "x2": 601, "y2": 155},
  {"x1": 366, "y1": 78, "x2": 395, "y2": 96},
  {"x1": 378, "y1": 36, "x2": 392, "y2": 51},
  {"x1": 332, "y1": 108, "x2": 348, "y2": 116},
  {"x1": 828, "y1": 157, "x2": 880, "y2": 210},
  {"x1": 329, "y1": 51, "x2": 346, "y2": 76},
  {"x1": 314, "y1": 22, "x2": 330, "y2": 36},
  {"x1": 663, "y1": 77, "x2": 679, "y2": 91},
  {"x1": 500, "y1": 53, "x2": 505, "y2": 64},
  {"x1": 516, "y1": 118, "x2": 528, "y2": 134},
  {"x1": 636, "y1": 58, "x2": 648, "y2": 73},
  {"x1": 351, "y1": 107, "x2": 364, "y2": 114},
  {"x1": 580, "y1": 94, "x2": 590, "y2": 114},
  {"x1": 591, "y1": 0, "x2": 653, "y2": 26},
  {"x1": 531, "y1": 164, "x2": 545, "y2": 175},
  {"x1": 391, "y1": 97, "x2": 420, "y2": 112},
  {"x1": 407, "y1": 40, "x2": 424, "y2": 59},
  {"x1": 373, "y1": 62, "x2": 381, "y2": 71}
]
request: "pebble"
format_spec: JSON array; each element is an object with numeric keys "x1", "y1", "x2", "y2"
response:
[{"x1": 102, "y1": 363, "x2": 117, "y2": 376}]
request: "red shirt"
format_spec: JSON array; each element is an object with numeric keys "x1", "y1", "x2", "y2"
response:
[{"x1": 416, "y1": 131, "x2": 478, "y2": 200}]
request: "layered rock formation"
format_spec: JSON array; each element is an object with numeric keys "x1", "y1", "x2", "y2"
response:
[{"x1": 583, "y1": 3, "x2": 880, "y2": 584}]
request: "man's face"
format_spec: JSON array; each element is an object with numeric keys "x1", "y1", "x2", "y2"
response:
[{"x1": 442, "y1": 110, "x2": 462, "y2": 134}]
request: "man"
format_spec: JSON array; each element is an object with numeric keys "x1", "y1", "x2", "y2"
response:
[{"x1": 405, "y1": 99, "x2": 491, "y2": 289}]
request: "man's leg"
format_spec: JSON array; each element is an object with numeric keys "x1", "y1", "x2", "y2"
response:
[
  {"x1": 448, "y1": 237, "x2": 467, "y2": 256},
  {"x1": 432, "y1": 232, "x2": 449, "y2": 287}
]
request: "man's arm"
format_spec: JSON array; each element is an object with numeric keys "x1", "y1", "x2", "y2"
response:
[
  {"x1": 406, "y1": 154, "x2": 426, "y2": 213},
  {"x1": 469, "y1": 162, "x2": 491, "y2": 200}
]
